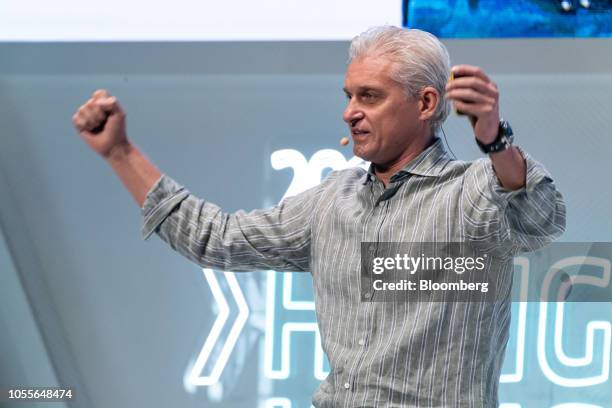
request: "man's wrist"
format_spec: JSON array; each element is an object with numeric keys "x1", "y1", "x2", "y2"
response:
[
  {"x1": 476, "y1": 120, "x2": 513, "y2": 154},
  {"x1": 105, "y1": 141, "x2": 133, "y2": 163},
  {"x1": 475, "y1": 125, "x2": 498, "y2": 145}
]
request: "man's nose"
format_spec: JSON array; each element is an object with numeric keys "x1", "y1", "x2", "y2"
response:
[{"x1": 343, "y1": 101, "x2": 365, "y2": 124}]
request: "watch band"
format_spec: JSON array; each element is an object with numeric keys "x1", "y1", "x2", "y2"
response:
[{"x1": 476, "y1": 120, "x2": 514, "y2": 154}]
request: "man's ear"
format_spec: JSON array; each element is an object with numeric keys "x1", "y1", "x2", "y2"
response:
[{"x1": 418, "y1": 86, "x2": 439, "y2": 121}]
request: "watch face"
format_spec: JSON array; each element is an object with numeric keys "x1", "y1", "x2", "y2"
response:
[
  {"x1": 501, "y1": 120, "x2": 513, "y2": 136},
  {"x1": 476, "y1": 121, "x2": 514, "y2": 154}
]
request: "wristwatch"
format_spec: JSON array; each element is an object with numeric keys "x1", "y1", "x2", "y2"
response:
[{"x1": 476, "y1": 120, "x2": 514, "y2": 154}]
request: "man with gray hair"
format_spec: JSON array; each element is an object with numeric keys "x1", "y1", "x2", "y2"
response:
[{"x1": 72, "y1": 26, "x2": 565, "y2": 407}]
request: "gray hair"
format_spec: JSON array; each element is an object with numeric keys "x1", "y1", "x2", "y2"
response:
[{"x1": 348, "y1": 26, "x2": 451, "y2": 134}]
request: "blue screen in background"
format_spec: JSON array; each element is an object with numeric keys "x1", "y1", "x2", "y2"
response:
[{"x1": 403, "y1": 0, "x2": 612, "y2": 37}]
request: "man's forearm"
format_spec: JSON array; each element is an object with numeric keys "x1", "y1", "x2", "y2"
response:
[
  {"x1": 105, "y1": 143, "x2": 162, "y2": 208},
  {"x1": 489, "y1": 146, "x2": 526, "y2": 191}
]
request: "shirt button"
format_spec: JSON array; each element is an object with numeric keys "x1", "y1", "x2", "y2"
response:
[
  {"x1": 364, "y1": 291, "x2": 371, "y2": 299},
  {"x1": 368, "y1": 244, "x2": 375, "y2": 251},
  {"x1": 358, "y1": 339, "x2": 365, "y2": 346},
  {"x1": 344, "y1": 382, "x2": 350, "y2": 389}
]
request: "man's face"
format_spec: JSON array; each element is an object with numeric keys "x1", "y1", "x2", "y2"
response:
[{"x1": 343, "y1": 56, "x2": 426, "y2": 167}]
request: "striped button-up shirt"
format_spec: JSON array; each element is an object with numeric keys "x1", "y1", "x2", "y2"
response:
[{"x1": 141, "y1": 138, "x2": 565, "y2": 407}]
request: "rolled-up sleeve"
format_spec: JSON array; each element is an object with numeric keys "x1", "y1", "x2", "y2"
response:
[
  {"x1": 141, "y1": 174, "x2": 328, "y2": 272},
  {"x1": 142, "y1": 175, "x2": 189, "y2": 240},
  {"x1": 461, "y1": 149, "x2": 566, "y2": 258}
]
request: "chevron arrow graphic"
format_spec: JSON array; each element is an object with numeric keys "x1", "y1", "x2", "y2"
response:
[{"x1": 187, "y1": 269, "x2": 249, "y2": 386}]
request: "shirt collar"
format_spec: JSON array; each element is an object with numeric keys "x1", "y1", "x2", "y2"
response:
[{"x1": 362, "y1": 137, "x2": 452, "y2": 185}]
